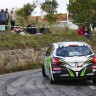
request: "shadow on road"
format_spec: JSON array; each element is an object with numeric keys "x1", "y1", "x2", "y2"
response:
[{"x1": 51, "y1": 79, "x2": 96, "y2": 86}]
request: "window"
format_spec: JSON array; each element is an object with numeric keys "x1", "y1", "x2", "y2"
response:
[
  {"x1": 56, "y1": 46, "x2": 93, "y2": 57},
  {"x1": 46, "y1": 45, "x2": 54, "y2": 56}
]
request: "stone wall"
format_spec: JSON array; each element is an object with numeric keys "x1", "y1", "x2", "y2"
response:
[{"x1": 0, "y1": 48, "x2": 47, "y2": 68}]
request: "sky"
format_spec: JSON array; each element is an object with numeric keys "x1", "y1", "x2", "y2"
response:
[{"x1": 0, "y1": 0, "x2": 69, "y2": 16}]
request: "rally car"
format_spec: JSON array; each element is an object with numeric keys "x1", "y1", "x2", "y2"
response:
[{"x1": 42, "y1": 41, "x2": 96, "y2": 84}]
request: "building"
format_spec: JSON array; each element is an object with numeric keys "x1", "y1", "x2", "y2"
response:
[{"x1": 29, "y1": 13, "x2": 78, "y2": 29}]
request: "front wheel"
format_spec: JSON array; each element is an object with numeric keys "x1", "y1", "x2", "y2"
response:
[{"x1": 42, "y1": 64, "x2": 47, "y2": 77}]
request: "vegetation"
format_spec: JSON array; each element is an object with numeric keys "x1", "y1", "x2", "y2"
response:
[
  {"x1": 67, "y1": 0, "x2": 96, "y2": 27},
  {"x1": 0, "y1": 27, "x2": 96, "y2": 74},
  {"x1": 0, "y1": 27, "x2": 96, "y2": 50},
  {"x1": 16, "y1": 3, "x2": 36, "y2": 20},
  {"x1": 1, "y1": 0, "x2": 96, "y2": 75},
  {"x1": 15, "y1": 0, "x2": 59, "y2": 25},
  {"x1": 41, "y1": 0, "x2": 58, "y2": 14},
  {"x1": 41, "y1": 0, "x2": 58, "y2": 24},
  {"x1": 0, "y1": 62, "x2": 42, "y2": 74}
]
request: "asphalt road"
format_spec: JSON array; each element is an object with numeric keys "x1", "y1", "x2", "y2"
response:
[{"x1": 0, "y1": 69, "x2": 96, "y2": 96}]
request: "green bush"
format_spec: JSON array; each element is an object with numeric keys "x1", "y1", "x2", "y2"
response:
[
  {"x1": 0, "y1": 62, "x2": 42, "y2": 74},
  {"x1": 0, "y1": 27, "x2": 95, "y2": 50}
]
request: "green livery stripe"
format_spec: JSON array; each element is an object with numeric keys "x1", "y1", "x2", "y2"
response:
[
  {"x1": 50, "y1": 62, "x2": 54, "y2": 80},
  {"x1": 82, "y1": 57, "x2": 92, "y2": 66},
  {"x1": 46, "y1": 56, "x2": 51, "y2": 69},
  {"x1": 80, "y1": 68, "x2": 87, "y2": 76},
  {"x1": 60, "y1": 59, "x2": 72, "y2": 67},
  {"x1": 67, "y1": 69, "x2": 74, "y2": 77}
]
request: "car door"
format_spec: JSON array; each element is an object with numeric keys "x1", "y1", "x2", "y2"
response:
[{"x1": 44, "y1": 45, "x2": 54, "y2": 76}]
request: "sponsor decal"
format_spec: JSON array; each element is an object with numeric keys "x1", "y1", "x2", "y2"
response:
[
  {"x1": 77, "y1": 65, "x2": 82, "y2": 68},
  {"x1": 75, "y1": 62, "x2": 79, "y2": 67},
  {"x1": 60, "y1": 74, "x2": 69, "y2": 77},
  {"x1": 92, "y1": 66, "x2": 96, "y2": 69},
  {"x1": 53, "y1": 71, "x2": 61, "y2": 73},
  {"x1": 53, "y1": 68, "x2": 61, "y2": 70},
  {"x1": 76, "y1": 72, "x2": 79, "y2": 77},
  {"x1": 86, "y1": 73, "x2": 94, "y2": 76}
]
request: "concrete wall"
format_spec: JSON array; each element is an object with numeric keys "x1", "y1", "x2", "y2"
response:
[{"x1": 0, "y1": 48, "x2": 47, "y2": 68}]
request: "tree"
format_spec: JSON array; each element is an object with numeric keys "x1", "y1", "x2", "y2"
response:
[
  {"x1": 41, "y1": 0, "x2": 58, "y2": 14},
  {"x1": 41, "y1": 0, "x2": 58, "y2": 24},
  {"x1": 45, "y1": 14, "x2": 57, "y2": 24},
  {"x1": 16, "y1": 3, "x2": 36, "y2": 20},
  {"x1": 91, "y1": 0, "x2": 96, "y2": 29},
  {"x1": 67, "y1": 0, "x2": 95, "y2": 27}
]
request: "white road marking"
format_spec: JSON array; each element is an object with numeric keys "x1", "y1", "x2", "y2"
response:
[
  {"x1": 89, "y1": 85, "x2": 96, "y2": 90},
  {"x1": 86, "y1": 80, "x2": 96, "y2": 90}
]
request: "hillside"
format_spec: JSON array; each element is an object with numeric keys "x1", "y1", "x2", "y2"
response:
[
  {"x1": 0, "y1": 27, "x2": 95, "y2": 51},
  {"x1": 0, "y1": 27, "x2": 96, "y2": 74}
]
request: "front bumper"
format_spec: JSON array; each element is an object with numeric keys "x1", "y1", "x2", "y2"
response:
[{"x1": 52, "y1": 64, "x2": 96, "y2": 80}]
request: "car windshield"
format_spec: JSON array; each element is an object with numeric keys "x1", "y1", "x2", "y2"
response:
[{"x1": 56, "y1": 46, "x2": 93, "y2": 57}]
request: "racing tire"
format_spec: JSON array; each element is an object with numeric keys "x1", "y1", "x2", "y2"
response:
[
  {"x1": 42, "y1": 64, "x2": 47, "y2": 77},
  {"x1": 49, "y1": 69, "x2": 56, "y2": 84},
  {"x1": 50, "y1": 77, "x2": 55, "y2": 84}
]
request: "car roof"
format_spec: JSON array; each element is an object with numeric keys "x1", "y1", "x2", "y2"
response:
[{"x1": 53, "y1": 41, "x2": 89, "y2": 48}]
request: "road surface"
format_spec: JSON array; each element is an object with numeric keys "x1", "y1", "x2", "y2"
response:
[{"x1": 0, "y1": 69, "x2": 96, "y2": 96}]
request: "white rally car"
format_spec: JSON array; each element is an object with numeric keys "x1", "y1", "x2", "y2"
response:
[{"x1": 42, "y1": 41, "x2": 96, "y2": 84}]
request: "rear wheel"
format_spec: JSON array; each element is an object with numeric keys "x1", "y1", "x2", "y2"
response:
[
  {"x1": 49, "y1": 69, "x2": 55, "y2": 84},
  {"x1": 42, "y1": 64, "x2": 47, "y2": 77},
  {"x1": 50, "y1": 77, "x2": 55, "y2": 84}
]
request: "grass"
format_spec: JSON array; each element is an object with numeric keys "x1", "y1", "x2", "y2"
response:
[
  {"x1": 0, "y1": 27, "x2": 96, "y2": 74},
  {"x1": 0, "y1": 62, "x2": 42, "y2": 75},
  {"x1": 0, "y1": 27, "x2": 96, "y2": 50}
]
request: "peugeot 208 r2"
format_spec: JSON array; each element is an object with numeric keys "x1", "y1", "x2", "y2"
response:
[{"x1": 42, "y1": 41, "x2": 96, "y2": 84}]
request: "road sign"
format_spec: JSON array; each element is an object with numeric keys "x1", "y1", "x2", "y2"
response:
[{"x1": 0, "y1": 25, "x2": 5, "y2": 31}]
